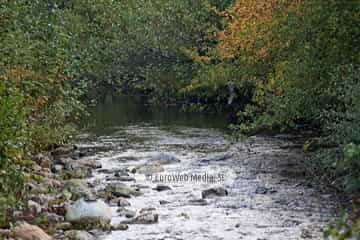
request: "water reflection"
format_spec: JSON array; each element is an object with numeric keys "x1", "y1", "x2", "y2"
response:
[{"x1": 81, "y1": 95, "x2": 228, "y2": 135}]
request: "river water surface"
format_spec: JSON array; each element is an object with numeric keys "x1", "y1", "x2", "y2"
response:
[{"x1": 79, "y1": 97, "x2": 338, "y2": 240}]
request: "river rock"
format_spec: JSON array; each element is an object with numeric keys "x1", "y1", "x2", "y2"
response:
[
  {"x1": 199, "y1": 153, "x2": 233, "y2": 163},
  {"x1": 109, "y1": 197, "x2": 131, "y2": 207},
  {"x1": 12, "y1": 222, "x2": 52, "y2": 240},
  {"x1": 111, "y1": 224, "x2": 129, "y2": 231},
  {"x1": 131, "y1": 184, "x2": 150, "y2": 189},
  {"x1": 28, "y1": 200, "x2": 42, "y2": 215},
  {"x1": 117, "y1": 176, "x2": 136, "y2": 182},
  {"x1": 201, "y1": 187, "x2": 228, "y2": 199},
  {"x1": 105, "y1": 183, "x2": 143, "y2": 198},
  {"x1": 139, "y1": 207, "x2": 156, "y2": 214},
  {"x1": 117, "y1": 207, "x2": 136, "y2": 218},
  {"x1": 153, "y1": 184, "x2": 172, "y2": 191},
  {"x1": 148, "y1": 153, "x2": 180, "y2": 165},
  {"x1": 64, "y1": 230, "x2": 95, "y2": 240},
  {"x1": 63, "y1": 179, "x2": 93, "y2": 201},
  {"x1": 114, "y1": 170, "x2": 129, "y2": 177},
  {"x1": 177, "y1": 212, "x2": 190, "y2": 219},
  {"x1": 121, "y1": 212, "x2": 159, "y2": 224},
  {"x1": 255, "y1": 186, "x2": 277, "y2": 194},
  {"x1": 33, "y1": 153, "x2": 52, "y2": 169},
  {"x1": 55, "y1": 222, "x2": 72, "y2": 231},
  {"x1": 76, "y1": 159, "x2": 102, "y2": 170},
  {"x1": 63, "y1": 168, "x2": 92, "y2": 179},
  {"x1": 65, "y1": 199, "x2": 112, "y2": 229},
  {"x1": 159, "y1": 200, "x2": 171, "y2": 205},
  {"x1": 188, "y1": 199, "x2": 208, "y2": 206},
  {"x1": 136, "y1": 164, "x2": 164, "y2": 175},
  {"x1": 52, "y1": 145, "x2": 76, "y2": 157},
  {"x1": 127, "y1": 167, "x2": 137, "y2": 174},
  {"x1": 52, "y1": 164, "x2": 64, "y2": 173},
  {"x1": 43, "y1": 212, "x2": 64, "y2": 224}
]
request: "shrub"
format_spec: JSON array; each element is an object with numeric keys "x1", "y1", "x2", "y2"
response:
[{"x1": 0, "y1": 81, "x2": 27, "y2": 227}]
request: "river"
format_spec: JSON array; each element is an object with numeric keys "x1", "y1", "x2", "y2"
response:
[{"x1": 78, "y1": 96, "x2": 338, "y2": 240}]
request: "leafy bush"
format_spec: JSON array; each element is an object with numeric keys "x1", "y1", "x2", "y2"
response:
[
  {"x1": 0, "y1": 81, "x2": 27, "y2": 227},
  {"x1": 324, "y1": 212, "x2": 360, "y2": 240}
]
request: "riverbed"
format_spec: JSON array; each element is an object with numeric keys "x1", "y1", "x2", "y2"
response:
[{"x1": 78, "y1": 97, "x2": 338, "y2": 240}]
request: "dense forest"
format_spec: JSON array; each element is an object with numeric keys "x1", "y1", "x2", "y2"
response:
[{"x1": 1, "y1": 0, "x2": 360, "y2": 238}]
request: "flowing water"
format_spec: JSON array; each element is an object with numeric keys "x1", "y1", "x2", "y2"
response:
[{"x1": 78, "y1": 96, "x2": 338, "y2": 240}]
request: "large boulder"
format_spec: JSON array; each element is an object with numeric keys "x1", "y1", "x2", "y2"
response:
[
  {"x1": 12, "y1": 222, "x2": 52, "y2": 240},
  {"x1": 65, "y1": 199, "x2": 112, "y2": 229},
  {"x1": 148, "y1": 153, "x2": 180, "y2": 165}
]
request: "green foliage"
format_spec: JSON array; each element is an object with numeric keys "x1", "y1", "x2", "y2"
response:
[
  {"x1": 255, "y1": 1, "x2": 360, "y2": 193},
  {"x1": 324, "y1": 212, "x2": 360, "y2": 240},
  {"x1": 0, "y1": 81, "x2": 26, "y2": 227},
  {"x1": 1, "y1": 0, "x2": 359, "y2": 231}
]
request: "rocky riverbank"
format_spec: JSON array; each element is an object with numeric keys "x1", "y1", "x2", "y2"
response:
[
  {"x1": 0, "y1": 143, "x2": 115, "y2": 240},
  {"x1": 0, "y1": 125, "x2": 341, "y2": 240}
]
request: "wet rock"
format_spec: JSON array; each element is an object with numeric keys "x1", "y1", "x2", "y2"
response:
[
  {"x1": 148, "y1": 152, "x2": 180, "y2": 165},
  {"x1": 97, "y1": 169, "x2": 117, "y2": 174},
  {"x1": 64, "y1": 230, "x2": 95, "y2": 240},
  {"x1": 32, "y1": 163, "x2": 42, "y2": 172},
  {"x1": 63, "y1": 179, "x2": 93, "y2": 201},
  {"x1": 282, "y1": 219, "x2": 302, "y2": 227},
  {"x1": 63, "y1": 168, "x2": 92, "y2": 179},
  {"x1": 130, "y1": 184, "x2": 150, "y2": 189},
  {"x1": 201, "y1": 187, "x2": 228, "y2": 199},
  {"x1": 52, "y1": 164, "x2": 64, "y2": 173},
  {"x1": 77, "y1": 159, "x2": 102, "y2": 170},
  {"x1": 117, "y1": 176, "x2": 136, "y2": 182},
  {"x1": 65, "y1": 199, "x2": 112, "y2": 229},
  {"x1": 43, "y1": 177, "x2": 62, "y2": 189},
  {"x1": 12, "y1": 222, "x2": 52, "y2": 240},
  {"x1": 255, "y1": 186, "x2": 277, "y2": 195},
  {"x1": 34, "y1": 153, "x2": 52, "y2": 169},
  {"x1": 117, "y1": 208, "x2": 136, "y2": 218},
  {"x1": 29, "y1": 193, "x2": 67, "y2": 214},
  {"x1": 127, "y1": 167, "x2": 137, "y2": 174},
  {"x1": 28, "y1": 181, "x2": 49, "y2": 195},
  {"x1": 177, "y1": 213, "x2": 190, "y2": 220},
  {"x1": 111, "y1": 224, "x2": 129, "y2": 231},
  {"x1": 153, "y1": 184, "x2": 172, "y2": 191},
  {"x1": 57, "y1": 158, "x2": 95, "y2": 176},
  {"x1": 136, "y1": 164, "x2": 164, "y2": 175},
  {"x1": 43, "y1": 212, "x2": 64, "y2": 224},
  {"x1": 159, "y1": 200, "x2": 171, "y2": 205},
  {"x1": 55, "y1": 222, "x2": 72, "y2": 231},
  {"x1": 139, "y1": 207, "x2": 156, "y2": 214},
  {"x1": 300, "y1": 228, "x2": 313, "y2": 239},
  {"x1": 114, "y1": 170, "x2": 129, "y2": 177},
  {"x1": 188, "y1": 199, "x2": 208, "y2": 206},
  {"x1": 105, "y1": 183, "x2": 143, "y2": 198},
  {"x1": 200, "y1": 153, "x2": 233, "y2": 163},
  {"x1": 121, "y1": 212, "x2": 159, "y2": 224},
  {"x1": 52, "y1": 145, "x2": 76, "y2": 157},
  {"x1": 117, "y1": 197, "x2": 131, "y2": 207},
  {"x1": 28, "y1": 200, "x2": 42, "y2": 215}
]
